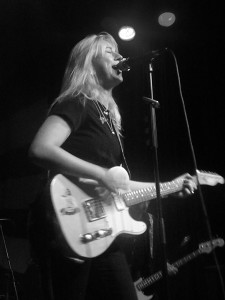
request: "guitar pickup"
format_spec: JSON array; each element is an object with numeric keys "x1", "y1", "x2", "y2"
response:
[
  {"x1": 83, "y1": 198, "x2": 106, "y2": 222},
  {"x1": 80, "y1": 228, "x2": 112, "y2": 243}
]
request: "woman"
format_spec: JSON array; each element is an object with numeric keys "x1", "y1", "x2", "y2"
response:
[{"x1": 29, "y1": 32, "x2": 196, "y2": 300}]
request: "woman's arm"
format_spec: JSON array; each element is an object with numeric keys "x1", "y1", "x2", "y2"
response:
[
  {"x1": 29, "y1": 115, "x2": 106, "y2": 181},
  {"x1": 29, "y1": 115, "x2": 196, "y2": 195},
  {"x1": 29, "y1": 115, "x2": 129, "y2": 192}
]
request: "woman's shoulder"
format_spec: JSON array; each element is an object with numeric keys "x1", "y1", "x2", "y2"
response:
[
  {"x1": 56, "y1": 94, "x2": 85, "y2": 106},
  {"x1": 49, "y1": 95, "x2": 86, "y2": 113},
  {"x1": 48, "y1": 95, "x2": 95, "y2": 130},
  {"x1": 47, "y1": 95, "x2": 87, "y2": 129}
]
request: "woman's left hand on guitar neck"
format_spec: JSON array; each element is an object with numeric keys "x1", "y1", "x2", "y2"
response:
[{"x1": 172, "y1": 173, "x2": 197, "y2": 198}]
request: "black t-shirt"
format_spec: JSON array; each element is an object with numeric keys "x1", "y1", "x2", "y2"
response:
[{"x1": 49, "y1": 96, "x2": 122, "y2": 169}]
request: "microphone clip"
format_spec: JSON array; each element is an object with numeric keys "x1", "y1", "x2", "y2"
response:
[{"x1": 143, "y1": 96, "x2": 160, "y2": 109}]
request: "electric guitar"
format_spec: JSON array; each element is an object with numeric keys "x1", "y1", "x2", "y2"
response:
[
  {"x1": 49, "y1": 167, "x2": 224, "y2": 259},
  {"x1": 135, "y1": 238, "x2": 224, "y2": 300}
]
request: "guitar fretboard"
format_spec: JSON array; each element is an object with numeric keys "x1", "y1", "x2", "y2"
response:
[
  {"x1": 136, "y1": 249, "x2": 201, "y2": 291},
  {"x1": 173, "y1": 250, "x2": 200, "y2": 268},
  {"x1": 122, "y1": 179, "x2": 184, "y2": 207}
]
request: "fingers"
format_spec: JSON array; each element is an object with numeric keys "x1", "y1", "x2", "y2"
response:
[
  {"x1": 78, "y1": 178, "x2": 99, "y2": 186},
  {"x1": 94, "y1": 186, "x2": 110, "y2": 198},
  {"x1": 183, "y1": 174, "x2": 197, "y2": 194},
  {"x1": 167, "y1": 262, "x2": 178, "y2": 275}
]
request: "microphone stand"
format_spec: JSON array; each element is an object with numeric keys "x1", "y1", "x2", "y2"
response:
[{"x1": 144, "y1": 61, "x2": 170, "y2": 300}]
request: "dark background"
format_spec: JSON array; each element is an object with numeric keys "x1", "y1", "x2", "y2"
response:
[{"x1": 0, "y1": 0, "x2": 224, "y2": 299}]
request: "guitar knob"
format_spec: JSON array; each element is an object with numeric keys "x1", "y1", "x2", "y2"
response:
[
  {"x1": 97, "y1": 230, "x2": 105, "y2": 237},
  {"x1": 97, "y1": 228, "x2": 112, "y2": 238},
  {"x1": 81, "y1": 233, "x2": 93, "y2": 242}
]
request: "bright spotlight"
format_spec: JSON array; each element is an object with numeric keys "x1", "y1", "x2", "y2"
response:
[
  {"x1": 118, "y1": 26, "x2": 136, "y2": 41},
  {"x1": 158, "y1": 12, "x2": 176, "y2": 27}
]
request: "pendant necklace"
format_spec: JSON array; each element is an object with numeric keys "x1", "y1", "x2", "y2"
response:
[
  {"x1": 93, "y1": 100, "x2": 115, "y2": 134},
  {"x1": 93, "y1": 100, "x2": 131, "y2": 178}
]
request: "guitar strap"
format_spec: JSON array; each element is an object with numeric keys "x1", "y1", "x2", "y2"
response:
[{"x1": 114, "y1": 127, "x2": 132, "y2": 179}]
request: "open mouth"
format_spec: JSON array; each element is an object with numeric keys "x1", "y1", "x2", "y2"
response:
[{"x1": 112, "y1": 65, "x2": 122, "y2": 75}]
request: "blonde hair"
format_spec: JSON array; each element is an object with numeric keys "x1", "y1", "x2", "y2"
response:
[{"x1": 55, "y1": 32, "x2": 122, "y2": 132}]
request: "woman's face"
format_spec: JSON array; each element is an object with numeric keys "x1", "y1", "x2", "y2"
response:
[{"x1": 92, "y1": 41, "x2": 123, "y2": 90}]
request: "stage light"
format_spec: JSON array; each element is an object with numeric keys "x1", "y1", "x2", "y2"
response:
[
  {"x1": 158, "y1": 12, "x2": 176, "y2": 27},
  {"x1": 118, "y1": 26, "x2": 136, "y2": 41}
]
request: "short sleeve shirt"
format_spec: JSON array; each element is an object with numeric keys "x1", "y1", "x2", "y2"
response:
[{"x1": 48, "y1": 96, "x2": 122, "y2": 169}]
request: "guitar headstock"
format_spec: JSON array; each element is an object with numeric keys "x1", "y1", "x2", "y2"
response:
[
  {"x1": 196, "y1": 170, "x2": 225, "y2": 186},
  {"x1": 199, "y1": 238, "x2": 225, "y2": 254}
]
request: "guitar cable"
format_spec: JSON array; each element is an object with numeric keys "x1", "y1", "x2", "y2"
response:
[{"x1": 169, "y1": 49, "x2": 225, "y2": 300}]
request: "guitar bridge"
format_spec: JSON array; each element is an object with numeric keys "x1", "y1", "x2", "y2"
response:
[{"x1": 83, "y1": 198, "x2": 106, "y2": 222}]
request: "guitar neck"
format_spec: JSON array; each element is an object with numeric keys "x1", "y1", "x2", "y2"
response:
[
  {"x1": 136, "y1": 249, "x2": 201, "y2": 291},
  {"x1": 122, "y1": 170, "x2": 224, "y2": 208},
  {"x1": 122, "y1": 179, "x2": 184, "y2": 207},
  {"x1": 173, "y1": 249, "x2": 201, "y2": 268}
]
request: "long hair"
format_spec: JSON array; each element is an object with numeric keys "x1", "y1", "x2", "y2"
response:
[{"x1": 55, "y1": 32, "x2": 122, "y2": 131}]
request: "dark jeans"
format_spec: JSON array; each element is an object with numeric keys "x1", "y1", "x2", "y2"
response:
[{"x1": 38, "y1": 247, "x2": 138, "y2": 300}]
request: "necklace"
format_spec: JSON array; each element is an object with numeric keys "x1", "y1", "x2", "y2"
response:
[
  {"x1": 93, "y1": 100, "x2": 115, "y2": 134},
  {"x1": 92, "y1": 100, "x2": 131, "y2": 178}
]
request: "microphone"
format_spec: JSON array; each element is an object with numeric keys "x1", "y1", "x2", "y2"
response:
[
  {"x1": 113, "y1": 48, "x2": 167, "y2": 72},
  {"x1": 113, "y1": 58, "x2": 131, "y2": 72}
]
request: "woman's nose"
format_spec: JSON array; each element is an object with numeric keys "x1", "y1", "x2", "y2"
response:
[{"x1": 114, "y1": 53, "x2": 123, "y2": 61}]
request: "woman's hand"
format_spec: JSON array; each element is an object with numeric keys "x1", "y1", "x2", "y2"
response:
[
  {"x1": 167, "y1": 262, "x2": 178, "y2": 276},
  {"x1": 174, "y1": 173, "x2": 197, "y2": 198},
  {"x1": 100, "y1": 166, "x2": 130, "y2": 193},
  {"x1": 78, "y1": 166, "x2": 130, "y2": 197}
]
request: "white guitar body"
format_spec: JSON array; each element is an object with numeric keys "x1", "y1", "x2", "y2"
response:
[
  {"x1": 49, "y1": 168, "x2": 224, "y2": 259},
  {"x1": 50, "y1": 174, "x2": 146, "y2": 259}
]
